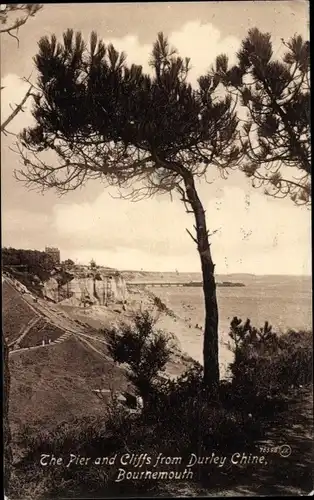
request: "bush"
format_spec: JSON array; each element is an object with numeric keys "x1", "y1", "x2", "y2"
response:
[
  {"x1": 227, "y1": 317, "x2": 313, "y2": 412},
  {"x1": 13, "y1": 364, "x2": 261, "y2": 499},
  {"x1": 12, "y1": 409, "x2": 160, "y2": 499},
  {"x1": 153, "y1": 295, "x2": 167, "y2": 313},
  {"x1": 140, "y1": 361, "x2": 261, "y2": 458},
  {"x1": 106, "y1": 310, "x2": 171, "y2": 402},
  {"x1": 11, "y1": 312, "x2": 312, "y2": 498},
  {"x1": 152, "y1": 294, "x2": 175, "y2": 317}
]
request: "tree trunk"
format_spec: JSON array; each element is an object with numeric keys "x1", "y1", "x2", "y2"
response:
[
  {"x1": 183, "y1": 174, "x2": 220, "y2": 394},
  {"x1": 3, "y1": 330, "x2": 13, "y2": 495}
]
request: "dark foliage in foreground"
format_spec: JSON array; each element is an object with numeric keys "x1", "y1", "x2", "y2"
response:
[
  {"x1": 228, "y1": 317, "x2": 312, "y2": 411},
  {"x1": 10, "y1": 315, "x2": 312, "y2": 499}
]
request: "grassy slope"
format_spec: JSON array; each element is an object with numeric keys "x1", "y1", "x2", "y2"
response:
[
  {"x1": 18, "y1": 321, "x2": 65, "y2": 348},
  {"x1": 9, "y1": 336, "x2": 132, "y2": 440},
  {"x1": 5, "y1": 275, "x2": 192, "y2": 457},
  {"x1": 3, "y1": 281, "x2": 38, "y2": 344},
  {"x1": 4, "y1": 277, "x2": 134, "y2": 450}
]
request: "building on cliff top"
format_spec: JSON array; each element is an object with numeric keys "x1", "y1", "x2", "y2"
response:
[{"x1": 45, "y1": 247, "x2": 61, "y2": 265}]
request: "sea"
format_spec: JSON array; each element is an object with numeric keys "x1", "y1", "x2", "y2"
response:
[{"x1": 149, "y1": 274, "x2": 312, "y2": 366}]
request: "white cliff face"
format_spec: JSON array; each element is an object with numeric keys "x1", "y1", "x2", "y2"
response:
[
  {"x1": 67, "y1": 278, "x2": 81, "y2": 295},
  {"x1": 57, "y1": 272, "x2": 128, "y2": 306},
  {"x1": 110, "y1": 276, "x2": 117, "y2": 301},
  {"x1": 115, "y1": 275, "x2": 128, "y2": 302},
  {"x1": 80, "y1": 277, "x2": 96, "y2": 302},
  {"x1": 43, "y1": 277, "x2": 59, "y2": 302},
  {"x1": 5, "y1": 267, "x2": 128, "y2": 306}
]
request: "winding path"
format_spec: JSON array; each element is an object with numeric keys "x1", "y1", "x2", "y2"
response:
[{"x1": 8, "y1": 316, "x2": 41, "y2": 348}]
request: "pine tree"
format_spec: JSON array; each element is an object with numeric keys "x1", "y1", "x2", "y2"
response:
[
  {"x1": 16, "y1": 30, "x2": 241, "y2": 392},
  {"x1": 214, "y1": 28, "x2": 310, "y2": 204}
]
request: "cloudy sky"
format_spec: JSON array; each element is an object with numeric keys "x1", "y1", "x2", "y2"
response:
[{"x1": 1, "y1": 1, "x2": 311, "y2": 274}]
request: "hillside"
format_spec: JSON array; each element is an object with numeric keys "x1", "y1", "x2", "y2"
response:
[
  {"x1": 3, "y1": 272, "x2": 197, "y2": 458},
  {"x1": 2, "y1": 275, "x2": 132, "y2": 452},
  {"x1": 9, "y1": 336, "x2": 132, "y2": 441},
  {"x1": 3, "y1": 280, "x2": 39, "y2": 345}
]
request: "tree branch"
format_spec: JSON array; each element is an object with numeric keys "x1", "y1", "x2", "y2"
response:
[
  {"x1": 0, "y1": 4, "x2": 43, "y2": 47},
  {"x1": 186, "y1": 228, "x2": 198, "y2": 245},
  {"x1": 1, "y1": 85, "x2": 33, "y2": 134}
]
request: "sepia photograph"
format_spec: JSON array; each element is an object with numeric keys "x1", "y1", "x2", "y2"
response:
[{"x1": 1, "y1": 1, "x2": 312, "y2": 498}]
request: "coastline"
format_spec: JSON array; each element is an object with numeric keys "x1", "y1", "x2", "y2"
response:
[{"x1": 60, "y1": 286, "x2": 234, "y2": 380}]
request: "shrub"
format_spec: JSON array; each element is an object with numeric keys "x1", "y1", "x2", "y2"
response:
[
  {"x1": 152, "y1": 294, "x2": 175, "y2": 317},
  {"x1": 11, "y1": 313, "x2": 312, "y2": 498},
  {"x1": 153, "y1": 295, "x2": 167, "y2": 313},
  {"x1": 228, "y1": 317, "x2": 313, "y2": 412},
  {"x1": 12, "y1": 365, "x2": 261, "y2": 499},
  {"x1": 13, "y1": 409, "x2": 160, "y2": 499},
  {"x1": 106, "y1": 310, "x2": 171, "y2": 402},
  {"x1": 141, "y1": 362, "x2": 261, "y2": 459}
]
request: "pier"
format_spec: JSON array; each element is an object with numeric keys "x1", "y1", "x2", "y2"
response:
[
  {"x1": 127, "y1": 281, "x2": 245, "y2": 288},
  {"x1": 127, "y1": 281, "x2": 195, "y2": 288}
]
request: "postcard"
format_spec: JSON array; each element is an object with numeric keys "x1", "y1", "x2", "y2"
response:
[{"x1": 1, "y1": 1, "x2": 312, "y2": 498}]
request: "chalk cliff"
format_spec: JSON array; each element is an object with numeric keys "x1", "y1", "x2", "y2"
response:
[{"x1": 42, "y1": 269, "x2": 128, "y2": 306}]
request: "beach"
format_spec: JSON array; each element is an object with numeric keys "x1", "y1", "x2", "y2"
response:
[
  {"x1": 149, "y1": 274, "x2": 312, "y2": 363},
  {"x1": 60, "y1": 274, "x2": 311, "y2": 381}
]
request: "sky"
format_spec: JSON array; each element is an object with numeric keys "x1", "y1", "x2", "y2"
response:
[{"x1": 1, "y1": 1, "x2": 311, "y2": 274}]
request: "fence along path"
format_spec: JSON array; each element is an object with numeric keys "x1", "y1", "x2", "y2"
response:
[
  {"x1": 9, "y1": 316, "x2": 43, "y2": 349},
  {"x1": 9, "y1": 330, "x2": 74, "y2": 355}
]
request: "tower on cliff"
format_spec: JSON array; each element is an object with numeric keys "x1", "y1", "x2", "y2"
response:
[{"x1": 45, "y1": 247, "x2": 61, "y2": 266}]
